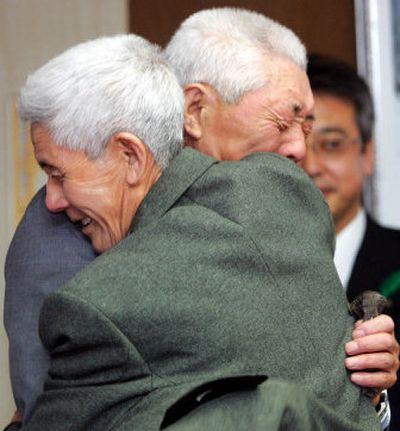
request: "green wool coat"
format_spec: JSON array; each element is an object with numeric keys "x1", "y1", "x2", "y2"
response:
[{"x1": 15, "y1": 148, "x2": 379, "y2": 430}]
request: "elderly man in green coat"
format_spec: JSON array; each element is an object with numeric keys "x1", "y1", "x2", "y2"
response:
[{"x1": 6, "y1": 10, "x2": 392, "y2": 431}]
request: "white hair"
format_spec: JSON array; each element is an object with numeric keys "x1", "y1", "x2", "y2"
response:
[
  {"x1": 165, "y1": 8, "x2": 307, "y2": 103},
  {"x1": 19, "y1": 34, "x2": 184, "y2": 169}
]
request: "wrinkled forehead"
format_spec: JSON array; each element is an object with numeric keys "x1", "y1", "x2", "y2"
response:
[
  {"x1": 261, "y1": 54, "x2": 305, "y2": 79},
  {"x1": 31, "y1": 121, "x2": 44, "y2": 142},
  {"x1": 31, "y1": 121, "x2": 92, "y2": 158},
  {"x1": 30, "y1": 123, "x2": 61, "y2": 166},
  {"x1": 263, "y1": 55, "x2": 312, "y2": 92},
  {"x1": 30, "y1": 122, "x2": 86, "y2": 170},
  {"x1": 257, "y1": 56, "x2": 314, "y2": 115},
  {"x1": 30, "y1": 122, "x2": 52, "y2": 155}
]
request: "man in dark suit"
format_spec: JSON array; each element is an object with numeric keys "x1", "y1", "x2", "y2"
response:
[
  {"x1": 4, "y1": 9, "x2": 398, "y2": 430},
  {"x1": 301, "y1": 53, "x2": 400, "y2": 429}
]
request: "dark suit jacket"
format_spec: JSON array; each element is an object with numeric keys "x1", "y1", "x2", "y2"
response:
[
  {"x1": 346, "y1": 215, "x2": 400, "y2": 430},
  {"x1": 4, "y1": 188, "x2": 97, "y2": 422},
  {"x1": 13, "y1": 149, "x2": 379, "y2": 430}
]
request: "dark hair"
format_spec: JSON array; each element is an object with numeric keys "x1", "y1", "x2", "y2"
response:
[{"x1": 307, "y1": 54, "x2": 374, "y2": 149}]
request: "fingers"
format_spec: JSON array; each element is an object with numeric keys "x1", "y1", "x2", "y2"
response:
[
  {"x1": 345, "y1": 333, "x2": 397, "y2": 356},
  {"x1": 348, "y1": 369, "x2": 395, "y2": 390},
  {"x1": 353, "y1": 319, "x2": 363, "y2": 329},
  {"x1": 347, "y1": 314, "x2": 399, "y2": 392},
  {"x1": 345, "y1": 352, "x2": 396, "y2": 372},
  {"x1": 352, "y1": 315, "x2": 395, "y2": 339}
]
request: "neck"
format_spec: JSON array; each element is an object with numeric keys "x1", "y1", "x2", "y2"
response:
[
  {"x1": 125, "y1": 161, "x2": 163, "y2": 233},
  {"x1": 186, "y1": 138, "x2": 223, "y2": 161},
  {"x1": 136, "y1": 162, "x2": 163, "y2": 209},
  {"x1": 144, "y1": 162, "x2": 163, "y2": 192},
  {"x1": 335, "y1": 205, "x2": 363, "y2": 234}
]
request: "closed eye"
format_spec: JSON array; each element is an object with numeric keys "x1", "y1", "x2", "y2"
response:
[{"x1": 40, "y1": 164, "x2": 64, "y2": 181}]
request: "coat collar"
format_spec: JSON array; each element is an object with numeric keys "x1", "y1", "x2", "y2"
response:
[{"x1": 130, "y1": 148, "x2": 217, "y2": 233}]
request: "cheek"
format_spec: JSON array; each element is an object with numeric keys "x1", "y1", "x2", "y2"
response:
[
  {"x1": 338, "y1": 159, "x2": 363, "y2": 184},
  {"x1": 96, "y1": 218, "x2": 126, "y2": 252},
  {"x1": 64, "y1": 175, "x2": 114, "y2": 201},
  {"x1": 328, "y1": 161, "x2": 364, "y2": 202},
  {"x1": 322, "y1": 160, "x2": 349, "y2": 183},
  {"x1": 62, "y1": 183, "x2": 86, "y2": 205},
  {"x1": 260, "y1": 128, "x2": 288, "y2": 152},
  {"x1": 217, "y1": 119, "x2": 245, "y2": 142},
  {"x1": 62, "y1": 181, "x2": 106, "y2": 214}
]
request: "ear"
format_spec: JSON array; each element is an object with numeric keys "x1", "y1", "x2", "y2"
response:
[
  {"x1": 184, "y1": 83, "x2": 219, "y2": 143},
  {"x1": 362, "y1": 138, "x2": 374, "y2": 177},
  {"x1": 110, "y1": 132, "x2": 148, "y2": 185}
]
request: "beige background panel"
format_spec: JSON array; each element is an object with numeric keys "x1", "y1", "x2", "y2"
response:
[{"x1": 0, "y1": 0, "x2": 127, "y2": 427}]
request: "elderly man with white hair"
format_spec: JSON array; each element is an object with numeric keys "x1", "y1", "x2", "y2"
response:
[
  {"x1": 4, "y1": 8, "x2": 397, "y2": 431},
  {"x1": 165, "y1": 4, "x2": 398, "y2": 399}
]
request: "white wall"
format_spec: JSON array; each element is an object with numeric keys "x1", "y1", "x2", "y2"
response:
[
  {"x1": 355, "y1": 0, "x2": 400, "y2": 228},
  {"x1": 0, "y1": 0, "x2": 127, "y2": 427}
]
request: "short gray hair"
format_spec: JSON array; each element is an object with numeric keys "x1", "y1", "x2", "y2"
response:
[
  {"x1": 165, "y1": 8, "x2": 307, "y2": 103},
  {"x1": 19, "y1": 34, "x2": 184, "y2": 169}
]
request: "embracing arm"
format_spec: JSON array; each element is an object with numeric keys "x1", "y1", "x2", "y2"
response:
[
  {"x1": 345, "y1": 314, "x2": 399, "y2": 405},
  {"x1": 345, "y1": 314, "x2": 398, "y2": 430},
  {"x1": 10, "y1": 290, "x2": 150, "y2": 431},
  {"x1": 4, "y1": 187, "x2": 97, "y2": 423}
]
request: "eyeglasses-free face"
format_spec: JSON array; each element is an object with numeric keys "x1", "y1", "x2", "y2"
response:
[{"x1": 299, "y1": 93, "x2": 374, "y2": 233}]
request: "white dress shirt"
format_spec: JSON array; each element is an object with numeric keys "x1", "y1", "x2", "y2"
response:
[
  {"x1": 333, "y1": 208, "x2": 390, "y2": 430},
  {"x1": 334, "y1": 208, "x2": 367, "y2": 290}
]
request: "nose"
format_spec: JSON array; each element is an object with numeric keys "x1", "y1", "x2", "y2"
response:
[
  {"x1": 45, "y1": 177, "x2": 69, "y2": 213},
  {"x1": 279, "y1": 127, "x2": 307, "y2": 163}
]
